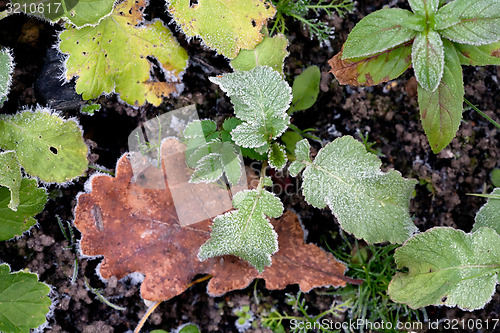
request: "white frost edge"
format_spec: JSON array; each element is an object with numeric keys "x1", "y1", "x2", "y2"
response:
[{"x1": 0, "y1": 47, "x2": 15, "y2": 103}]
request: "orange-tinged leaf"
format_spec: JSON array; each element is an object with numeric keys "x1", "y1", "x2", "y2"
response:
[{"x1": 74, "y1": 139, "x2": 358, "y2": 301}]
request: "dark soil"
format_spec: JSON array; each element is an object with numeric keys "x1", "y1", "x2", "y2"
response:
[{"x1": 0, "y1": 0, "x2": 499, "y2": 332}]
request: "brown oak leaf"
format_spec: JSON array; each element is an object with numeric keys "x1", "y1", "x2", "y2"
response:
[{"x1": 74, "y1": 139, "x2": 359, "y2": 301}]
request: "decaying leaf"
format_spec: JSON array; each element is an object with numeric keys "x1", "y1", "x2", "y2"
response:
[
  {"x1": 74, "y1": 139, "x2": 358, "y2": 301},
  {"x1": 59, "y1": 0, "x2": 188, "y2": 106},
  {"x1": 167, "y1": 0, "x2": 276, "y2": 58}
]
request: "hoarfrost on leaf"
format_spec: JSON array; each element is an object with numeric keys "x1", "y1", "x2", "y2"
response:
[
  {"x1": 389, "y1": 227, "x2": 500, "y2": 311},
  {"x1": 453, "y1": 41, "x2": 500, "y2": 66},
  {"x1": 59, "y1": 0, "x2": 188, "y2": 106},
  {"x1": 297, "y1": 136, "x2": 417, "y2": 244},
  {"x1": 408, "y1": 0, "x2": 439, "y2": 17},
  {"x1": 0, "y1": 48, "x2": 14, "y2": 106},
  {"x1": 473, "y1": 188, "x2": 500, "y2": 234},
  {"x1": 209, "y1": 66, "x2": 292, "y2": 151},
  {"x1": 0, "y1": 151, "x2": 22, "y2": 211},
  {"x1": 167, "y1": 0, "x2": 276, "y2": 58},
  {"x1": 412, "y1": 29, "x2": 444, "y2": 92},
  {"x1": 268, "y1": 143, "x2": 287, "y2": 171},
  {"x1": 198, "y1": 189, "x2": 283, "y2": 273},
  {"x1": 435, "y1": 0, "x2": 500, "y2": 46}
]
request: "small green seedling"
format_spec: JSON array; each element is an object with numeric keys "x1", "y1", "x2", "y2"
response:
[
  {"x1": 330, "y1": 0, "x2": 500, "y2": 153},
  {"x1": 186, "y1": 66, "x2": 417, "y2": 272},
  {"x1": 234, "y1": 305, "x2": 255, "y2": 332},
  {"x1": 289, "y1": 65, "x2": 321, "y2": 114}
]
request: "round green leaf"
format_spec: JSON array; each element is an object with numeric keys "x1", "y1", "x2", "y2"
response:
[
  {"x1": 0, "y1": 178, "x2": 47, "y2": 241},
  {"x1": 0, "y1": 108, "x2": 88, "y2": 183},
  {"x1": 389, "y1": 227, "x2": 500, "y2": 310},
  {"x1": 0, "y1": 264, "x2": 52, "y2": 333}
]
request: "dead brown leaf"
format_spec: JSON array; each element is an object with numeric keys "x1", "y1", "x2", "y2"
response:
[{"x1": 74, "y1": 139, "x2": 359, "y2": 301}]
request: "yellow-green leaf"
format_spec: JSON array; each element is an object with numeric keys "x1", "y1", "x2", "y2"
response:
[
  {"x1": 167, "y1": 0, "x2": 276, "y2": 58},
  {"x1": 230, "y1": 34, "x2": 289, "y2": 73},
  {"x1": 59, "y1": 0, "x2": 188, "y2": 106}
]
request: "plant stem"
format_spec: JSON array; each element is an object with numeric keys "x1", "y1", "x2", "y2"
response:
[
  {"x1": 464, "y1": 98, "x2": 500, "y2": 130},
  {"x1": 134, "y1": 301, "x2": 162, "y2": 333}
]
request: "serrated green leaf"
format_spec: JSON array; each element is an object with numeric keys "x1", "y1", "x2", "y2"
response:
[
  {"x1": 329, "y1": 41, "x2": 412, "y2": 86},
  {"x1": 230, "y1": 34, "x2": 289, "y2": 73},
  {"x1": 435, "y1": 0, "x2": 500, "y2": 45},
  {"x1": 0, "y1": 151, "x2": 22, "y2": 211},
  {"x1": 59, "y1": 0, "x2": 188, "y2": 106},
  {"x1": 0, "y1": 264, "x2": 52, "y2": 333},
  {"x1": 453, "y1": 41, "x2": 500, "y2": 65},
  {"x1": 0, "y1": 178, "x2": 46, "y2": 241},
  {"x1": 412, "y1": 29, "x2": 444, "y2": 92},
  {"x1": 408, "y1": 0, "x2": 439, "y2": 16},
  {"x1": 11, "y1": 0, "x2": 115, "y2": 27},
  {"x1": 198, "y1": 189, "x2": 283, "y2": 273},
  {"x1": 342, "y1": 8, "x2": 418, "y2": 59},
  {"x1": 221, "y1": 117, "x2": 267, "y2": 160},
  {"x1": 268, "y1": 143, "x2": 287, "y2": 170},
  {"x1": 183, "y1": 119, "x2": 217, "y2": 139},
  {"x1": 297, "y1": 136, "x2": 417, "y2": 244},
  {"x1": 389, "y1": 227, "x2": 500, "y2": 310},
  {"x1": 0, "y1": 48, "x2": 14, "y2": 106},
  {"x1": 167, "y1": 0, "x2": 276, "y2": 58},
  {"x1": 472, "y1": 188, "x2": 500, "y2": 234},
  {"x1": 190, "y1": 153, "x2": 224, "y2": 183},
  {"x1": 0, "y1": 108, "x2": 88, "y2": 183},
  {"x1": 209, "y1": 66, "x2": 291, "y2": 148},
  {"x1": 418, "y1": 39, "x2": 464, "y2": 153},
  {"x1": 289, "y1": 66, "x2": 320, "y2": 113}
]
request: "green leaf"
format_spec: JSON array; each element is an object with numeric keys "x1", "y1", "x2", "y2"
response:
[
  {"x1": 435, "y1": 0, "x2": 500, "y2": 46},
  {"x1": 492, "y1": 169, "x2": 500, "y2": 187},
  {"x1": 412, "y1": 29, "x2": 444, "y2": 92},
  {"x1": 198, "y1": 189, "x2": 283, "y2": 273},
  {"x1": 453, "y1": 41, "x2": 500, "y2": 65},
  {"x1": 184, "y1": 119, "x2": 218, "y2": 139},
  {"x1": 389, "y1": 227, "x2": 500, "y2": 310},
  {"x1": 295, "y1": 136, "x2": 417, "y2": 244},
  {"x1": 268, "y1": 142, "x2": 287, "y2": 170},
  {"x1": 80, "y1": 103, "x2": 101, "y2": 114},
  {"x1": 472, "y1": 188, "x2": 500, "y2": 234},
  {"x1": 329, "y1": 41, "x2": 412, "y2": 86},
  {"x1": 281, "y1": 130, "x2": 303, "y2": 157},
  {"x1": 177, "y1": 324, "x2": 201, "y2": 333},
  {"x1": 209, "y1": 66, "x2": 291, "y2": 149},
  {"x1": 0, "y1": 264, "x2": 52, "y2": 333},
  {"x1": 289, "y1": 66, "x2": 320, "y2": 113},
  {"x1": 418, "y1": 39, "x2": 464, "y2": 153},
  {"x1": 408, "y1": 0, "x2": 439, "y2": 16},
  {"x1": 167, "y1": 0, "x2": 276, "y2": 58},
  {"x1": 221, "y1": 117, "x2": 267, "y2": 160},
  {"x1": 0, "y1": 151, "x2": 22, "y2": 211},
  {"x1": 342, "y1": 8, "x2": 418, "y2": 59},
  {"x1": 0, "y1": 108, "x2": 88, "y2": 183},
  {"x1": 288, "y1": 138, "x2": 310, "y2": 177},
  {"x1": 0, "y1": 48, "x2": 14, "y2": 106},
  {"x1": 59, "y1": 0, "x2": 188, "y2": 106},
  {"x1": 0, "y1": 178, "x2": 46, "y2": 241},
  {"x1": 11, "y1": 0, "x2": 115, "y2": 27},
  {"x1": 189, "y1": 140, "x2": 242, "y2": 186},
  {"x1": 230, "y1": 34, "x2": 289, "y2": 73}
]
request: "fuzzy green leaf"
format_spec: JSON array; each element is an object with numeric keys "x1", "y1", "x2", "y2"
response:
[
  {"x1": 288, "y1": 138, "x2": 310, "y2": 176},
  {"x1": 329, "y1": 41, "x2": 412, "y2": 86},
  {"x1": 472, "y1": 188, "x2": 500, "y2": 234},
  {"x1": 268, "y1": 142, "x2": 287, "y2": 170},
  {"x1": 0, "y1": 178, "x2": 46, "y2": 241},
  {"x1": 221, "y1": 117, "x2": 267, "y2": 160},
  {"x1": 167, "y1": 0, "x2": 276, "y2": 58},
  {"x1": 230, "y1": 34, "x2": 289, "y2": 73},
  {"x1": 418, "y1": 39, "x2": 464, "y2": 153},
  {"x1": 289, "y1": 66, "x2": 320, "y2": 113},
  {"x1": 389, "y1": 227, "x2": 500, "y2": 310},
  {"x1": 183, "y1": 119, "x2": 217, "y2": 139},
  {"x1": 0, "y1": 108, "x2": 88, "y2": 183},
  {"x1": 0, "y1": 151, "x2": 22, "y2": 211},
  {"x1": 296, "y1": 136, "x2": 417, "y2": 244},
  {"x1": 198, "y1": 189, "x2": 283, "y2": 273},
  {"x1": 492, "y1": 169, "x2": 500, "y2": 187},
  {"x1": 209, "y1": 66, "x2": 291, "y2": 149},
  {"x1": 453, "y1": 41, "x2": 500, "y2": 66},
  {"x1": 59, "y1": 0, "x2": 188, "y2": 106},
  {"x1": 342, "y1": 8, "x2": 418, "y2": 59},
  {"x1": 0, "y1": 264, "x2": 52, "y2": 333},
  {"x1": 435, "y1": 0, "x2": 500, "y2": 46},
  {"x1": 0, "y1": 48, "x2": 14, "y2": 106},
  {"x1": 408, "y1": 0, "x2": 439, "y2": 16},
  {"x1": 412, "y1": 29, "x2": 444, "y2": 92},
  {"x1": 11, "y1": 0, "x2": 115, "y2": 27}
]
